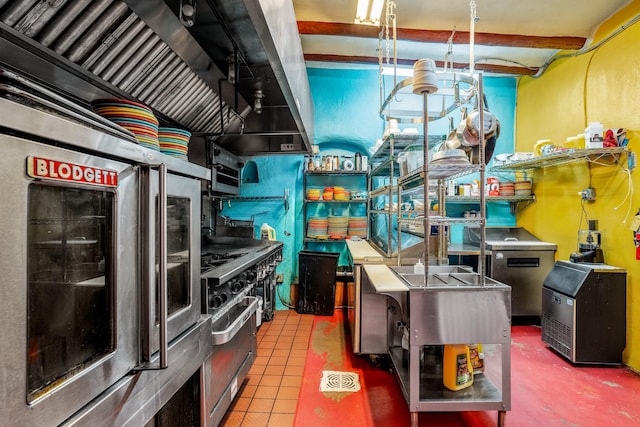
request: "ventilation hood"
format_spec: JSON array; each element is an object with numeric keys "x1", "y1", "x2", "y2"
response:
[{"x1": 0, "y1": 0, "x2": 314, "y2": 156}]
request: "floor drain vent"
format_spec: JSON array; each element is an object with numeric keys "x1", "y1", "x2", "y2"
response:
[{"x1": 319, "y1": 370, "x2": 361, "y2": 392}]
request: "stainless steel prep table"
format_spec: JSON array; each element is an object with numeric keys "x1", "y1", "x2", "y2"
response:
[
  {"x1": 345, "y1": 240, "x2": 392, "y2": 355},
  {"x1": 361, "y1": 263, "x2": 512, "y2": 426}
]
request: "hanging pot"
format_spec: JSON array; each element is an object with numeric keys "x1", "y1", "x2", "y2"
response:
[
  {"x1": 466, "y1": 119, "x2": 500, "y2": 164},
  {"x1": 463, "y1": 109, "x2": 498, "y2": 146}
]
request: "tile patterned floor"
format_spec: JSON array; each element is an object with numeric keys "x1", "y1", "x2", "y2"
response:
[{"x1": 219, "y1": 310, "x2": 314, "y2": 427}]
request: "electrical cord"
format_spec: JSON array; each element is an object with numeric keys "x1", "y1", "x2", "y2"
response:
[{"x1": 612, "y1": 166, "x2": 634, "y2": 224}]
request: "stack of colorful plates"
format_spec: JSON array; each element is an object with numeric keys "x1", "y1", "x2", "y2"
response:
[
  {"x1": 514, "y1": 180, "x2": 532, "y2": 196},
  {"x1": 333, "y1": 186, "x2": 351, "y2": 201},
  {"x1": 159, "y1": 127, "x2": 191, "y2": 160},
  {"x1": 307, "y1": 217, "x2": 328, "y2": 238},
  {"x1": 92, "y1": 98, "x2": 159, "y2": 150},
  {"x1": 328, "y1": 215, "x2": 349, "y2": 238},
  {"x1": 347, "y1": 216, "x2": 368, "y2": 238},
  {"x1": 499, "y1": 181, "x2": 515, "y2": 196},
  {"x1": 306, "y1": 188, "x2": 321, "y2": 200}
]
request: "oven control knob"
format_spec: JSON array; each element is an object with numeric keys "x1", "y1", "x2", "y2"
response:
[
  {"x1": 231, "y1": 280, "x2": 245, "y2": 293},
  {"x1": 246, "y1": 271, "x2": 256, "y2": 282},
  {"x1": 209, "y1": 294, "x2": 224, "y2": 309}
]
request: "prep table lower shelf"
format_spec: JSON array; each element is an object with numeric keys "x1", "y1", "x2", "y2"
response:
[{"x1": 389, "y1": 346, "x2": 507, "y2": 411}]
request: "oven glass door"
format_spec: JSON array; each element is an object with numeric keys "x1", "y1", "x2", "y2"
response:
[
  {"x1": 142, "y1": 170, "x2": 202, "y2": 360},
  {"x1": 27, "y1": 184, "x2": 115, "y2": 402},
  {"x1": 0, "y1": 135, "x2": 140, "y2": 426}
]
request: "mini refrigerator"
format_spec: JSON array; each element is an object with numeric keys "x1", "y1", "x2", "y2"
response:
[{"x1": 541, "y1": 261, "x2": 626, "y2": 364}]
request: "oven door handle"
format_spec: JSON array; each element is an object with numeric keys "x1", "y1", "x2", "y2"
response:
[
  {"x1": 136, "y1": 163, "x2": 169, "y2": 371},
  {"x1": 211, "y1": 297, "x2": 258, "y2": 345},
  {"x1": 157, "y1": 163, "x2": 168, "y2": 368}
]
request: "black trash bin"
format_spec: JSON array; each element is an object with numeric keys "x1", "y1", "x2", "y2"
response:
[{"x1": 297, "y1": 251, "x2": 339, "y2": 315}]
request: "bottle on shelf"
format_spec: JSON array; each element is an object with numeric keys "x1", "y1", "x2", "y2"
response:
[{"x1": 443, "y1": 344, "x2": 474, "y2": 391}]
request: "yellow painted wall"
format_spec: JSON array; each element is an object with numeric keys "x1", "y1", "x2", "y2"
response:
[{"x1": 516, "y1": 6, "x2": 640, "y2": 371}]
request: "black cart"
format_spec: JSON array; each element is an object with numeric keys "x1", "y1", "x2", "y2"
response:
[{"x1": 297, "y1": 251, "x2": 339, "y2": 315}]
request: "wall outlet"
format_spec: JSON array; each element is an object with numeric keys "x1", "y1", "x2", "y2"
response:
[
  {"x1": 581, "y1": 187, "x2": 596, "y2": 201},
  {"x1": 280, "y1": 143, "x2": 295, "y2": 151}
]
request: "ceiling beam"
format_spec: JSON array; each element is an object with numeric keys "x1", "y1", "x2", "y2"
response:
[
  {"x1": 298, "y1": 21, "x2": 586, "y2": 50},
  {"x1": 303, "y1": 54, "x2": 539, "y2": 76}
]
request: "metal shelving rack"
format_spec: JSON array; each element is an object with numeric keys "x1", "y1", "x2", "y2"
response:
[
  {"x1": 489, "y1": 147, "x2": 628, "y2": 171},
  {"x1": 303, "y1": 169, "x2": 369, "y2": 246},
  {"x1": 385, "y1": 72, "x2": 510, "y2": 427}
]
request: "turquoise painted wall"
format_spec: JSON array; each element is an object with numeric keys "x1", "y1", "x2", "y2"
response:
[{"x1": 224, "y1": 67, "x2": 518, "y2": 309}]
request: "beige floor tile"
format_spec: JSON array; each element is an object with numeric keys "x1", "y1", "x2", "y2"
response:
[
  {"x1": 245, "y1": 375, "x2": 262, "y2": 386},
  {"x1": 229, "y1": 396, "x2": 251, "y2": 412},
  {"x1": 276, "y1": 385, "x2": 301, "y2": 399},
  {"x1": 287, "y1": 356, "x2": 306, "y2": 367},
  {"x1": 271, "y1": 399, "x2": 298, "y2": 414},
  {"x1": 264, "y1": 364, "x2": 286, "y2": 376},
  {"x1": 253, "y1": 385, "x2": 279, "y2": 399},
  {"x1": 247, "y1": 398, "x2": 275, "y2": 413},
  {"x1": 269, "y1": 357, "x2": 288, "y2": 366},
  {"x1": 291, "y1": 342, "x2": 309, "y2": 350},
  {"x1": 271, "y1": 349, "x2": 290, "y2": 358},
  {"x1": 239, "y1": 384, "x2": 257, "y2": 398},
  {"x1": 283, "y1": 365, "x2": 304, "y2": 377},
  {"x1": 241, "y1": 411, "x2": 269, "y2": 427},
  {"x1": 280, "y1": 375, "x2": 303, "y2": 388},
  {"x1": 290, "y1": 349, "x2": 307, "y2": 358},
  {"x1": 219, "y1": 410, "x2": 245, "y2": 427},
  {"x1": 259, "y1": 375, "x2": 282, "y2": 387},
  {"x1": 253, "y1": 355, "x2": 269, "y2": 366},
  {"x1": 249, "y1": 363, "x2": 266, "y2": 376}
]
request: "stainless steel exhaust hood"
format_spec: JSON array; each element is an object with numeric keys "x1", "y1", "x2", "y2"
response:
[{"x1": 0, "y1": 0, "x2": 313, "y2": 156}]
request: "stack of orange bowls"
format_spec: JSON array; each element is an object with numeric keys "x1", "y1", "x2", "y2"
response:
[
  {"x1": 333, "y1": 186, "x2": 350, "y2": 201},
  {"x1": 322, "y1": 187, "x2": 334, "y2": 200},
  {"x1": 158, "y1": 127, "x2": 191, "y2": 160},
  {"x1": 92, "y1": 98, "x2": 159, "y2": 150},
  {"x1": 306, "y1": 188, "x2": 321, "y2": 200}
]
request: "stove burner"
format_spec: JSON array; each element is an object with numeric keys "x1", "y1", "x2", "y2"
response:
[{"x1": 201, "y1": 251, "x2": 247, "y2": 273}]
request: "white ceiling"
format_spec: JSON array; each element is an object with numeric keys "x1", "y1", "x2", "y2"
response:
[{"x1": 292, "y1": 0, "x2": 634, "y2": 75}]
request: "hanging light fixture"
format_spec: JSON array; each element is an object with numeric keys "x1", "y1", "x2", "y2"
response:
[
  {"x1": 227, "y1": 54, "x2": 236, "y2": 85},
  {"x1": 253, "y1": 90, "x2": 264, "y2": 114},
  {"x1": 179, "y1": 0, "x2": 196, "y2": 27},
  {"x1": 355, "y1": 0, "x2": 385, "y2": 25}
]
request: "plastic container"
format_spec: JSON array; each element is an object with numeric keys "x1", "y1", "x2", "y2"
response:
[
  {"x1": 260, "y1": 223, "x2": 276, "y2": 240},
  {"x1": 256, "y1": 297, "x2": 264, "y2": 327},
  {"x1": 443, "y1": 344, "x2": 474, "y2": 391},
  {"x1": 413, "y1": 259, "x2": 425, "y2": 275},
  {"x1": 404, "y1": 146, "x2": 424, "y2": 173}
]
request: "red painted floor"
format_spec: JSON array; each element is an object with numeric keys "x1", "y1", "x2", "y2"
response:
[{"x1": 294, "y1": 310, "x2": 640, "y2": 427}]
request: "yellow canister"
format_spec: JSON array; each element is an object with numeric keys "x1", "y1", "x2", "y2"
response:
[
  {"x1": 443, "y1": 344, "x2": 474, "y2": 391},
  {"x1": 260, "y1": 223, "x2": 276, "y2": 240}
]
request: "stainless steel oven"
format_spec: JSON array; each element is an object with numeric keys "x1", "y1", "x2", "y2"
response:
[
  {"x1": 200, "y1": 236, "x2": 283, "y2": 426},
  {"x1": 0, "y1": 71, "x2": 211, "y2": 425},
  {"x1": 0, "y1": 133, "x2": 141, "y2": 426}
]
